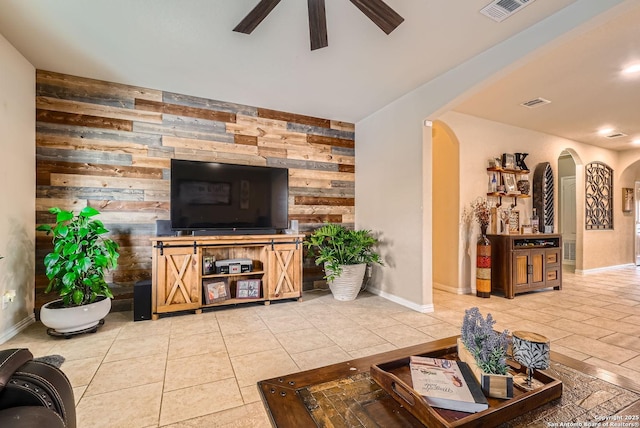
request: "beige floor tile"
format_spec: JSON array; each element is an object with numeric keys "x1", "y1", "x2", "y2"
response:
[
  {"x1": 104, "y1": 334, "x2": 169, "y2": 363},
  {"x1": 537, "y1": 306, "x2": 595, "y2": 321},
  {"x1": 76, "y1": 381, "x2": 163, "y2": 428},
  {"x1": 600, "y1": 333, "x2": 640, "y2": 353},
  {"x1": 374, "y1": 324, "x2": 433, "y2": 348},
  {"x1": 584, "y1": 357, "x2": 640, "y2": 381},
  {"x1": 582, "y1": 317, "x2": 640, "y2": 336},
  {"x1": 164, "y1": 351, "x2": 234, "y2": 392},
  {"x1": 47, "y1": 335, "x2": 116, "y2": 362},
  {"x1": 240, "y1": 384, "x2": 262, "y2": 404},
  {"x1": 217, "y1": 313, "x2": 269, "y2": 336},
  {"x1": 551, "y1": 345, "x2": 589, "y2": 361},
  {"x1": 274, "y1": 328, "x2": 336, "y2": 354},
  {"x1": 554, "y1": 334, "x2": 638, "y2": 364},
  {"x1": 504, "y1": 307, "x2": 560, "y2": 323},
  {"x1": 311, "y1": 314, "x2": 363, "y2": 332},
  {"x1": 322, "y1": 325, "x2": 387, "y2": 351},
  {"x1": 546, "y1": 318, "x2": 614, "y2": 339},
  {"x1": 507, "y1": 320, "x2": 572, "y2": 341},
  {"x1": 621, "y1": 354, "x2": 640, "y2": 372},
  {"x1": 61, "y1": 356, "x2": 103, "y2": 387},
  {"x1": 390, "y1": 311, "x2": 443, "y2": 327},
  {"x1": 416, "y1": 323, "x2": 462, "y2": 340},
  {"x1": 231, "y1": 348, "x2": 299, "y2": 388},
  {"x1": 290, "y1": 345, "x2": 352, "y2": 371},
  {"x1": 348, "y1": 342, "x2": 397, "y2": 359},
  {"x1": 72, "y1": 385, "x2": 86, "y2": 406},
  {"x1": 159, "y1": 378, "x2": 244, "y2": 426},
  {"x1": 224, "y1": 330, "x2": 282, "y2": 356},
  {"x1": 570, "y1": 305, "x2": 629, "y2": 320},
  {"x1": 262, "y1": 313, "x2": 314, "y2": 333},
  {"x1": 116, "y1": 317, "x2": 172, "y2": 340},
  {"x1": 162, "y1": 402, "x2": 271, "y2": 428},
  {"x1": 168, "y1": 331, "x2": 227, "y2": 360},
  {"x1": 85, "y1": 353, "x2": 167, "y2": 396}
]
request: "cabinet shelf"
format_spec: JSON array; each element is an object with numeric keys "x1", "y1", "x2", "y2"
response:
[
  {"x1": 202, "y1": 270, "x2": 265, "y2": 279},
  {"x1": 487, "y1": 192, "x2": 530, "y2": 198},
  {"x1": 202, "y1": 297, "x2": 266, "y2": 307},
  {"x1": 487, "y1": 167, "x2": 529, "y2": 175}
]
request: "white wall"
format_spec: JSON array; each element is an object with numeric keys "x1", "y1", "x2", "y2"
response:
[
  {"x1": 355, "y1": 0, "x2": 622, "y2": 311},
  {"x1": 0, "y1": 33, "x2": 36, "y2": 343}
]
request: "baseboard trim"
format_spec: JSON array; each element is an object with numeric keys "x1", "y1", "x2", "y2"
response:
[
  {"x1": 433, "y1": 281, "x2": 472, "y2": 295},
  {"x1": 366, "y1": 286, "x2": 434, "y2": 313},
  {"x1": 0, "y1": 314, "x2": 36, "y2": 344},
  {"x1": 575, "y1": 263, "x2": 635, "y2": 275}
]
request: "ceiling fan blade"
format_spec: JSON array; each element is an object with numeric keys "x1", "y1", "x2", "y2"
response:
[
  {"x1": 233, "y1": 0, "x2": 281, "y2": 34},
  {"x1": 349, "y1": 0, "x2": 404, "y2": 35},
  {"x1": 308, "y1": 0, "x2": 328, "y2": 50}
]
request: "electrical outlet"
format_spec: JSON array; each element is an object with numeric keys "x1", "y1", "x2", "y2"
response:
[{"x1": 2, "y1": 290, "x2": 16, "y2": 309}]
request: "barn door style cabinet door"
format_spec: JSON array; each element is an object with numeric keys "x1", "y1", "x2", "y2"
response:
[
  {"x1": 153, "y1": 245, "x2": 202, "y2": 315},
  {"x1": 267, "y1": 242, "x2": 303, "y2": 300},
  {"x1": 488, "y1": 234, "x2": 562, "y2": 299}
]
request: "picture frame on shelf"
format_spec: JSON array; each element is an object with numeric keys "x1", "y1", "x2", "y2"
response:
[
  {"x1": 623, "y1": 188, "x2": 634, "y2": 213},
  {"x1": 236, "y1": 279, "x2": 261, "y2": 299},
  {"x1": 203, "y1": 279, "x2": 229, "y2": 304},
  {"x1": 502, "y1": 153, "x2": 515, "y2": 170},
  {"x1": 509, "y1": 210, "x2": 520, "y2": 234},
  {"x1": 202, "y1": 256, "x2": 216, "y2": 275},
  {"x1": 503, "y1": 173, "x2": 518, "y2": 194}
]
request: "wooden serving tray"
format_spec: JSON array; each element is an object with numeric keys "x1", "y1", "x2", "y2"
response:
[{"x1": 371, "y1": 351, "x2": 562, "y2": 428}]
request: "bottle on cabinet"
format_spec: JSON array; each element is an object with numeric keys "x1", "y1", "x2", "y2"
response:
[{"x1": 531, "y1": 208, "x2": 539, "y2": 234}]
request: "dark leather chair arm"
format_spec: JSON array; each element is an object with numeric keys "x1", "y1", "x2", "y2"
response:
[{"x1": 0, "y1": 349, "x2": 33, "y2": 390}]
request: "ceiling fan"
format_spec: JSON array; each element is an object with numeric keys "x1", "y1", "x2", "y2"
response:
[{"x1": 233, "y1": 0, "x2": 404, "y2": 51}]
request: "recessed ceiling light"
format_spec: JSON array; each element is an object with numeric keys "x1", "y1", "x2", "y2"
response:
[
  {"x1": 633, "y1": 139, "x2": 640, "y2": 145},
  {"x1": 622, "y1": 63, "x2": 640, "y2": 74},
  {"x1": 598, "y1": 128, "x2": 614, "y2": 135}
]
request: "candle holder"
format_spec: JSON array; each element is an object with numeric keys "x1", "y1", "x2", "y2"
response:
[{"x1": 512, "y1": 331, "x2": 550, "y2": 391}]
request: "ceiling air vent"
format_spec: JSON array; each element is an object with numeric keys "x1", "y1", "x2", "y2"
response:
[
  {"x1": 605, "y1": 132, "x2": 627, "y2": 139},
  {"x1": 481, "y1": 0, "x2": 537, "y2": 22},
  {"x1": 520, "y1": 97, "x2": 551, "y2": 108}
]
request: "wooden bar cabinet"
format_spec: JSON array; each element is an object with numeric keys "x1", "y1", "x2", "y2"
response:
[{"x1": 487, "y1": 234, "x2": 562, "y2": 299}]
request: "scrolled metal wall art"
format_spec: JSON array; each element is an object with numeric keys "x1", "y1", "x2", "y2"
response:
[{"x1": 585, "y1": 161, "x2": 613, "y2": 230}]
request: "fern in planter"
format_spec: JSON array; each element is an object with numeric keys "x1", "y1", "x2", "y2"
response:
[
  {"x1": 36, "y1": 207, "x2": 119, "y2": 307},
  {"x1": 305, "y1": 223, "x2": 383, "y2": 282}
]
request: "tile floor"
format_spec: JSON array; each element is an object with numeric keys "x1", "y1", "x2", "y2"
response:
[{"x1": 3, "y1": 266, "x2": 640, "y2": 427}]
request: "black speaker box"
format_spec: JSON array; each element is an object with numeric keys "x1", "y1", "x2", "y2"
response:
[
  {"x1": 134, "y1": 279, "x2": 152, "y2": 322},
  {"x1": 156, "y1": 220, "x2": 175, "y2": 237}
]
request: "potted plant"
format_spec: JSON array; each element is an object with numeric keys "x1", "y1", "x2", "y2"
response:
[
  {"x1": 458, "y1": 307, "x2": 513, "y2": 398},
  {"x1": 36, "y1": 207, "x2": 119, "y2": 336},
  {"x1": 305, "y1": 223, "x2": 383, "y2": 301}
]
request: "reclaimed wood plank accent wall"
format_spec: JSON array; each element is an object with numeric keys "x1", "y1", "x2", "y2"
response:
[{"x1": 35, "y1": 70, "x2": 355, "y2": 309}]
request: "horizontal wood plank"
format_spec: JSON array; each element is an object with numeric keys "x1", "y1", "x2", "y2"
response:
[
  {"x1": 38, "y1": 96, "x2": 162, "y2": 124},
  {"x1": 294, "y1": 196, "x2": 355, "y2": 206},
  {"x1": 135, "y1": 98, "x2": 236, "y2": 123},
  {"x1": 258, "y1": 108, "x2": 331, "y2": 128}
]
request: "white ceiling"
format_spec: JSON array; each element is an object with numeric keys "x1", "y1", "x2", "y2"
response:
[{"x1": 0, "y1": 0, "x2": 637, "y2": 151}]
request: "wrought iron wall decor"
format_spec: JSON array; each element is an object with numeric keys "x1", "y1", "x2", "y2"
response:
[
  {"x1": 585, "y1": 162, "x2": 613, "y2": 230},
  {"x1": 533, "y1": 162, "x2": 554, "y2": 232}
]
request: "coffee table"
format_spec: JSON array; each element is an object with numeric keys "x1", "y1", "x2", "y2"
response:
[{"x1": 258, "y1": 336, "x2": 640, "y2": 427}]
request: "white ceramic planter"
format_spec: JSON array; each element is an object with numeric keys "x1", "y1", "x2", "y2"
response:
[
  {"x1": 325, "y1": 263, "x2": 367, "y2": 301},
  {"x1": 40, "y1": 296, "x2": 111, "y2": 334}
]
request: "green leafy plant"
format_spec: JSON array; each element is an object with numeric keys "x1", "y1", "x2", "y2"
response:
[
  {"x1": 305, "y1": 223, "x2": 383, "y2": 281},
  {"x1": 460, "y1": 307, "x2": 510, "y2": 375},
  {"x1": 36, "y1": 207, "x2": 120, "y2": 307}
]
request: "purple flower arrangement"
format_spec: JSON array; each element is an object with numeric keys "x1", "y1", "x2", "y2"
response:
[{"x1": 460, "y1": 307, "x2": 510, "y2": 375}]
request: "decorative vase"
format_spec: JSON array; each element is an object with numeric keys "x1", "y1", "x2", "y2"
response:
[
  {"x1": 476, "y1": 225, "x2": 491, "y2": 298},
  {"x1": 457, "y1": 338, "x2": 514, "y2": 399},
  {"x1": 325, "y1": 263, "x2": 366, "y2": 301},
  {"x1": 40, "y1": 296, "x2": 111, "y2": 335}
]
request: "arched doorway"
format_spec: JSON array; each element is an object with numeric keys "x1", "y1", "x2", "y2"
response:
[
  {"x1": 558, "y1": 151, "x2": 576, "y2": 271},
  {"x1": 432, "y1": 121, "x2": 463, "y2": 293}
]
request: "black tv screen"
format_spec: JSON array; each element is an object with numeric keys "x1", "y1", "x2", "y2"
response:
[{"x1": 170, "y1": 159, "x2": 289, "y2": 233}]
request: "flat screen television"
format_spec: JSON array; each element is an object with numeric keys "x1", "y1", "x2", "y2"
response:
[{"x1": 170, "y1": 159, "x2": 289, "y2": 234}]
